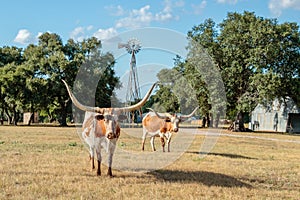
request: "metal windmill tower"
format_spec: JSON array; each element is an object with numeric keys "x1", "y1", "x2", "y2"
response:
[{"x1": 118, "y1": 38, "x2": 142, "y2": 122}]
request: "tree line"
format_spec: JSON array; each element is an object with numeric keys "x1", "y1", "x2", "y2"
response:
[
  {"x1": 0, "y1": 11, "x2": 299, "y2": 126},
  {"x1": 0, "y1": 33, "x2": 120, "y2": 126},
  {"x1": 151, "y1": 11, "x2": 299, "y2": 127}
]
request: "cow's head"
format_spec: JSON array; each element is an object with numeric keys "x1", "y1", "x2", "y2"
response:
[
  {"x1": 148, "y1": 107, "x2": 199, "y2": 133},
  {"x1": 62, "y1": 80, "x2": 157, "y2": 140},
  {"x1": 164, "y1": 113, "x2": 181, "y2": 132},
  {"x1": 93, "y1": 109, "x2": 127, "y2": 139}
]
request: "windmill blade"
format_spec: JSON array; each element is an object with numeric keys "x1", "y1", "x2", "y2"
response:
[{"x1": 118, "y1": 43, "x2": 128, "y2": 49}]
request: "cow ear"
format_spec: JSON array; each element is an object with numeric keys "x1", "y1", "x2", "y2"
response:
[
  {"x1": 95, "y1": 115, "x2": 104, "y2": 120},
  {"x1": 118, "y1": 114, "x2": 127, "y2": 121}
]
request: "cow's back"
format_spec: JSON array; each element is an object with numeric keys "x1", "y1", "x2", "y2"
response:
[{"x1": 142, "y1": 112, "x2": 165, "y2": 132}]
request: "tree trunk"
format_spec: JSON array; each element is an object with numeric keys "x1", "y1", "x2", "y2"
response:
[
  {"x1": 4, "y1": 108, "x2": 12, "y2": 125},
  {"x1": 215, "y1": 112, "x2": 220, "y2": 128},
  {"x1": 60, "y1": 110, "x2": 67, "y2": 126},
  {"x1": 0, "y1": 110, "x2": 4, "y2": 125},
  {"x1": 210, "y1": 113, "x2": 214, "y2": 128},
  {"x1": 206, "y1": 113, "x2": 210, "y2": 127},
  {"x1": 234, "y1": 111, "x2": 246, "y2": 132},
  {"x1": 59, "y1": 101, "x2": 68, "y2": 127},
  {"x1": 12, "y1": 107, "x2": 19, "y2": 126},
  {"x1": 202, "y1": 117, "x2": 207, "y2": 128}
]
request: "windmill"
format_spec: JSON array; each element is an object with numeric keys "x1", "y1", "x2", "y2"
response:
[{"x1": 118, "y1": 38, "x2": 142, "y2": 123}]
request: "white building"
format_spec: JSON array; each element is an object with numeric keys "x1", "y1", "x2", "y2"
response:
[{"x1": 250, "y1": 98, "x2": 300, "y2": 133}]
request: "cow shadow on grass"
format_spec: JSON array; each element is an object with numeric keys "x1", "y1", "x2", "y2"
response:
[
  {"x1": 148, "y1": 170, "x2": 252, "y2": 188},
  {"x1": 187, "y1": 151, "x2": 257, "y2": 160}
]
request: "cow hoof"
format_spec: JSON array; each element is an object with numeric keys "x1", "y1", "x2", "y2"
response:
[{"x1": 107, "y1": 168, "x2": 113, "y2": 177}]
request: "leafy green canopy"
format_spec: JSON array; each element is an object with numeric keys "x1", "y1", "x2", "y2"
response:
[
  {"x1": 186, "y1": 11, "x2": 299, "y2": 119},
  {"x1": 0, "y1": 33, "x2": 120, "y2": 125}
]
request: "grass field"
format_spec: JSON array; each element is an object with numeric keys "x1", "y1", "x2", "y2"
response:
[{"x1": 0, "y1": 125, "x2": 299, "y2": 199}]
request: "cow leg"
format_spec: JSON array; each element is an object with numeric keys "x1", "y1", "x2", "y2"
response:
[
  {"x1": 89, "y1": 146, "x2": 95, "y2": 170},
  {"x1": 141, "y1": 128, "x2": 148, "y2": 151},
  {"x1": 150, "y1": 136, "x2": 156, "y2": 151},
  {"x1": 96, "y1": 148, "x2": 102, "y2": 176},
  {"x1": 160, "y1": 137, "x2": 165, "y2": 152},
  {"x1": 166, "y1": 132, "x2": 172, "y2": 152},
  {"x1": 141, "y1": 139, "x2": 145, "y2": 151},
  {"x1": 97, "y1": 160, "x2": 101, "y2": 176},
  {"x1": 107, "y1": 140, "x2": 116, "y2": 177},
  {"x1": 89, "y1": 155, "x2": 95, "y2": 170},
  {"x1": 107, "y1": 152, "x2": 113, "y2": 177}
]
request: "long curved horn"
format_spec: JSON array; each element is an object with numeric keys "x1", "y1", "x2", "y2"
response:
[
  {"x1": 180, "y1": 106, "x2": 199, "y2": 119},
  {"x1": 63, "y1": 80, "x2": 157, "y2": 113},
  {"x1": 62, "y1": 80, "x2": 104, "y2": 113},
  {"x1": 117, "y1": 82, "x2": 158, "y2": 112},
  {"x1": 147, "y1": 108, "x2": 168, "y2": 119}
]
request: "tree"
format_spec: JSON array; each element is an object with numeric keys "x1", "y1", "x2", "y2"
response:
[
  {"x1": 152, "y1": 85, "x2": 180, "y2": 113},
  {"x1": 0, "y1": 33, "x2": 120, "y2": 126},
  {"x1": 72, "y1": 38, "x2": 120, "y2": 114},
  {"x1": 0, "y1": 46, "x2": 24, "y2": 125},
  {"x1": 251, "y1": 21, "x2": 300, "y2": 107},
  {"x1": 21, "y1": 33, "x2": 120, "y2": 126},
  {"x1": 187, "y1": 11, "x2": 299, "y2": 129}
]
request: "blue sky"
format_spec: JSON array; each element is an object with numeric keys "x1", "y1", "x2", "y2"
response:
[
  {"x1": 1, "y1": 0, "x2": 299, "y2": 100},
  {"x1": 1, "y1": 0, "x2": 299, "y2": 47}
]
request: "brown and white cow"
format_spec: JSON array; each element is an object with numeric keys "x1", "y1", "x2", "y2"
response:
[
  {"x1": 142, "y1": 107, "x2": 199, "y2": 152},
  {"x1": 62, "y1": 80, "x2": 157, "y2": 176}
]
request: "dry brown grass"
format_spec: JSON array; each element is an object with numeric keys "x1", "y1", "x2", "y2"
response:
[{"x1": 0, "y1": 125, "x2": 299, "y2": 199}]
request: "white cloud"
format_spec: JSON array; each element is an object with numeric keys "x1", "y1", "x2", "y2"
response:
[
  {"x1": 70, "y1": 25, "x2": 117, "y2": 42},
  {"x1": 93, "y1": 27, "x2": 118, "y2": 40},
  {"x1": 87, "y1": 25, "x2": 94, "y2": 31},
  {"x1": 216, "y1": 0, "x2": 238, "y2": 4},
  {"x1": 14, "y1": 29, "x2": 49, "y2": 45},
  {"x1": 14, "y1": 29, "x2": 33, "y2": 44},
  {"x1": 269, "y1": 0, "x2": 300, "y2": 17},
  {"x1": 174, "y1": 0, "x2": 185, "y2": 7},
  {"x1": 115, "y1": 5, "x2": 153, "y2": 29},
  {"x1": 37, "y1": 32, "x2": 43, "y2": 38},
  {"x1": 115, "y1": 0, "x2": 183, "y2": 29},
  {"x1": 192, "y1": 1, "x2": 207, "y2": 15},
  {"x1": 105, "y1": 5, "x2": 126, "y2": 16},
  {"x1": 70, "y1": 26, "x2": 94, "y2": 42},
  {"x1": 155, "y1": 0, "x2": 176, "y2": 21}
]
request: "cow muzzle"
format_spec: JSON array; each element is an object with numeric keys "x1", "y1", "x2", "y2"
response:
[{"x1": 106, "y1": 132, "x2": 117, "y2": 139}]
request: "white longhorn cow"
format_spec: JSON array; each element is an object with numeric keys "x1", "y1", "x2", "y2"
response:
[
  {"x1": 142, "y1": 107, "x2": 199, "y2": 152},
  {"x1": 63, "y1": 80, "x2": 157, "y2": 176}
]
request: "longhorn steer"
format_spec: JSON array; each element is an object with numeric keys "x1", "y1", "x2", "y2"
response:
[
  {"x1": 63, "y1": 80, "x2": 157, "y2": 176},
  {"x1": 142, "y1": 107, "x2": 199, "y2": 152}
]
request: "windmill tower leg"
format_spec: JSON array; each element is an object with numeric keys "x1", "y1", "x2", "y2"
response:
[{"x1": 118, "y1": 38, "x2": 142, "y2": 125}]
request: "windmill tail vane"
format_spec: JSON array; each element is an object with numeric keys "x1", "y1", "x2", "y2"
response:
[{"x1": 118, "y1": 43, "x2": 128, "y2": 49}]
